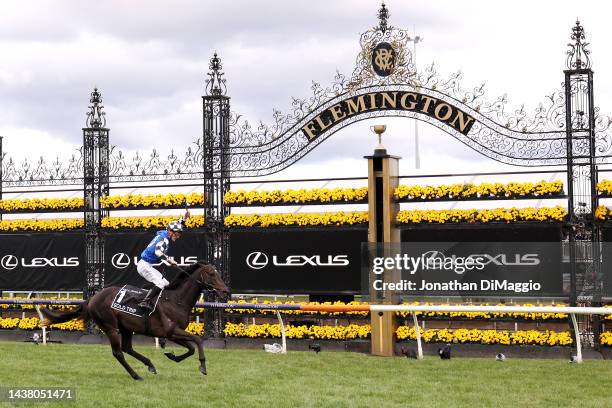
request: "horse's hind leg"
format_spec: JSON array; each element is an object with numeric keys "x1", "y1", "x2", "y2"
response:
[
  {"x1": 121, "y1": 330, "x2": 157, "y2": 374},
  {"x1": 164, "y1": 339, "x2": 195, "y2": 363}
]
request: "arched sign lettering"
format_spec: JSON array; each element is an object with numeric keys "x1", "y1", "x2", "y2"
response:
[{"x1": 301, "y1": 91, "x2": 476, "y2": 141}]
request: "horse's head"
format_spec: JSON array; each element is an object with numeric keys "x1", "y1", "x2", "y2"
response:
[{"x1": 198, "y1": 263, "x2": 230, "y2": 301}]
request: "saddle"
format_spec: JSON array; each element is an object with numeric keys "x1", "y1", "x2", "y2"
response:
[{"x1": 110, "y1": 285, "x2": 163, "y2": 317}]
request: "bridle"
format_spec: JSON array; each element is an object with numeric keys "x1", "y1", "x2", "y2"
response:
[{"x1": 172, "y1": 264, "x2": 221, "y2": 295}]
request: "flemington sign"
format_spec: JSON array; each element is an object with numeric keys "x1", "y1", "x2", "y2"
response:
[{"x1": 301, "y1": 91, "x2": 476, "y2": 140}]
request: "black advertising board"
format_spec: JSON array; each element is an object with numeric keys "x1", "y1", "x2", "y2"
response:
[
  {"x1": 230, "y1": 228, "x2": 367, "y2": 294},
  {"x1": 401, "y1": 224, "x2": 563, "y2": 242},
  {"x1": 104, "y1": 230, "x2": 207, "y2": 288},
  {"x1": 0, "y1": 232, "x2": 84, "y2": 291},
  {"x1": 396, "y1": 225, "x2": 565, "y2": 298},
  {"x1": 363, "y1": 241, "x2": 565, "y2": 299},
  {"x1": 0, "y1": 231, "x2": 206, "y2": 291}
]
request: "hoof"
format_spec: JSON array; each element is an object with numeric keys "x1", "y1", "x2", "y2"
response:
[
  {"x1": 148, "y1": 366, "x2": 157, "y2": 374},
  {"x1": 133, "y1": 375, "x2": 144, "y2": 381},
  {"x1": 164, "y1": 352, "x2": 176, "y2": 361},
  {"x1": 199, "y1": 366, "x2": 207, "y2": 375}
]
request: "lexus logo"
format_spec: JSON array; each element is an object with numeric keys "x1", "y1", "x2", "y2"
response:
[
  {"x1": 246, "y1": 252, "x2": 269, "y2": 269},
  {"x1": 1, "y1": 255, "x2": 18, "y2": 270},
  {"x1": 111, "y1": 253, "x2": 131, "y2": 269}
]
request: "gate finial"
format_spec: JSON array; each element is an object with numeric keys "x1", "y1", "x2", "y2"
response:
[
  {"x1": 566, "y1": 19, "x2": 591, "y2": 70},
  {"x1": 377, "y1": 2, "x2": 391, "y2": 33},
  {"x1": 86, "y1": 87, "x2": 106, "y2": 128},
  {"x1": 205, "y1": 52, "x2": 227, "y2": 96}
]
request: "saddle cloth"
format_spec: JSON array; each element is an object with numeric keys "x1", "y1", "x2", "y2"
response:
[{"x1": 110, "y1": 285, "x2": 162, "y2": 317}]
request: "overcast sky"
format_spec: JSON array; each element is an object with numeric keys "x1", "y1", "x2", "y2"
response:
[{"x1": 1, "y1": 0, "x2": 611, "y2": 180}]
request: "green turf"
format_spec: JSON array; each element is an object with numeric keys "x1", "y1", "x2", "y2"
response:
[{"x1": 0, "y1": 341, "x2": 609, "y2": 408}]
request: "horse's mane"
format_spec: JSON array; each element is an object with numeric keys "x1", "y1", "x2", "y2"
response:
[{"x1": 165, "y1": 261, "x2": 206, "y2": 290}]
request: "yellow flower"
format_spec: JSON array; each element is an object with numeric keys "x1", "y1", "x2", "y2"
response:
[
  {"x1": 101, "y1": 215, "x2": 205, "y2": 229},
  {"x1": 0, "y1": 218, "x2": 84, "y2": 232},
  {"x1": 224, "y1": 211, "x2": 368, "y2": 228},
  {"x1": 224, "y1": 187, "x2": 368, "y2": 206},
  {"x1": 397, "y1": 206, "x2": 567, "y2": 224}
]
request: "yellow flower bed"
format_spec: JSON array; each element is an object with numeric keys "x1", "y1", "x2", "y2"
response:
[
  {"x1": 222, "y1": 181, "x2": 563, "y2": 206},
  {"x1": 0, "y1": 298, "x2": 82, "y2": 311},
  {"x1": 396, "y1": 326, "x2": 573, "y2": 346},
  {"x1": 0, "y1": 218, "x2": 84, "y2": 232},
  {"x1": 0, "y1": 317, "x2": 84, "y2": 331},
  {"x1": 599, "y1": 332, "x2": 612, "y2": 345},
  {"x1": 593, "y1": 205, "x2": 612, "y2": 221},
  {"x1": 0, "y1": 215, "x2": 205, "y2": 231},
  {"x1": 0, "y1": 197, "x2": 84, "y2": 212},
  {"x1": 0, "y1": 315, "x2": 202, "y2": 335},
  {"x1": 101, "y1": 192, "x2": 204, "y2": 209},
  {"x1": 0, "y1": 317, "x2": 20, "y2": 329},
  {"x1": 101, "y1": 215, "x2": 205, "y2": 229},
  {"x1": 224, "y1": 211, "x2": 368, "y2": 228},
  {"x1": 597, "y1": 180, "x2": 612, "y2": 196},
  {"x1": 224, "y1": 187, "x2": 368, "y2": 206},
  {"x1": 223, "y1": 323, "x2": 572, "y2": 345},
  {"x1": 0, "y1": 192, "x2": 206, "y2": 213},
  {"x1": 221, "y1": 300, "x2": 370, "y2": 316},
  {"x1": 186, "y1": 322, "x2": 205, "y2": 335},
  {"x1": 395, "y1": 180, "x2": 563, "y2": 201},
  {"x1": 223, "y1": 323, "x2": 371, "y2": 340},
  {"x1": 396, "y1": 302, "x2": 568, "y2": 320},
  {"x1": 218, "y1": 300, "x2": 566, "y2": 320},
  {"x1": 397, "y1": 206, "x2": 567, "y2": 224}
]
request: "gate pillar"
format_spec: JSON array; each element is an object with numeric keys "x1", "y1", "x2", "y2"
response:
[
  {"x1": 366, "y1": 125, "x2": 400, "y2": 356},
  {"x1": 83, "y1": 88, "x2": 109, "y2": 301},
  {"x1": 203, "y1": 53, "x2": 231, "y2": 336}
]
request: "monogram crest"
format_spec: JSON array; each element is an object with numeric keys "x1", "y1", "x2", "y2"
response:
[{"x1": 371, "y1": 42, "x2": 396, "y2": 77}]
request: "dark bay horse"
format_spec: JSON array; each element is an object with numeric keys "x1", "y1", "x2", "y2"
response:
[{"x1": 41, "y1": 262, "x2": 230, "y2": 380}]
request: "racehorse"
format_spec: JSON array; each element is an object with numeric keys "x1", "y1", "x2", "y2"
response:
[{"x1": 41, "y1": 261, "x2": 230, "y2": 380}]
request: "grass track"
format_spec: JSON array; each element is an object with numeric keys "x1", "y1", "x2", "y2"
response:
[{"x1": 0, "y1": 341, "x2": 610, "y2": 408}]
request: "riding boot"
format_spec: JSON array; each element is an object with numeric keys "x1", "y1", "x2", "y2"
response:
[{"x1": 138, "y1": 286, "x2": 162, "y2": 310}]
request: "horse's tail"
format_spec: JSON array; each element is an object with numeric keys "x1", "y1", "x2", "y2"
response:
[{"x1": 40, "y1": 301, "x2": 89, "y2": 325}]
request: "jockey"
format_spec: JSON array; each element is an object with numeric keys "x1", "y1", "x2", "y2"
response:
[{"x1": 137, "y1": 210, "x2": 190, "y2": 310}]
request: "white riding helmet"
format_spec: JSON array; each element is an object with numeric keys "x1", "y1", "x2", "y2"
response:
[{"x1": 167, "y1": 221, "x2": 183, "y2": 233}]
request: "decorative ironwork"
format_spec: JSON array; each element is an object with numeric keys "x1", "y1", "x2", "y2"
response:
[
  {"x1": 567, "y1": 20, "x2": 591, "y2": 70},
  {"x1": 108, "y1": 142, "x2": 205, "y2": 182},
  {"x1": 205, "y1": 52, "x2": 227, "y2": 97},
  {"x1": 377, "y1": 2, "x2": 391, "y2": 34},
  {"x1": 86, "y1": 87, "x2": 106, "y2": 128},
  {"x1": 1, "y1": 151, "x2": 83, "y2": 187}
]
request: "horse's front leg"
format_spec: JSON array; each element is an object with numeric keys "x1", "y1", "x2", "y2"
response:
[
  {"x1": 168, "y1": 327, "x2": 207, "y2": 375},
  {"x1": 164, "y1": 339, "x2": 195, "y2": 363}
]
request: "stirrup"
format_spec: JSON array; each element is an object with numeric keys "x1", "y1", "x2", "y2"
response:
[{"x1": 138, "y1": 289, "x2": 154, "y2": 309}]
